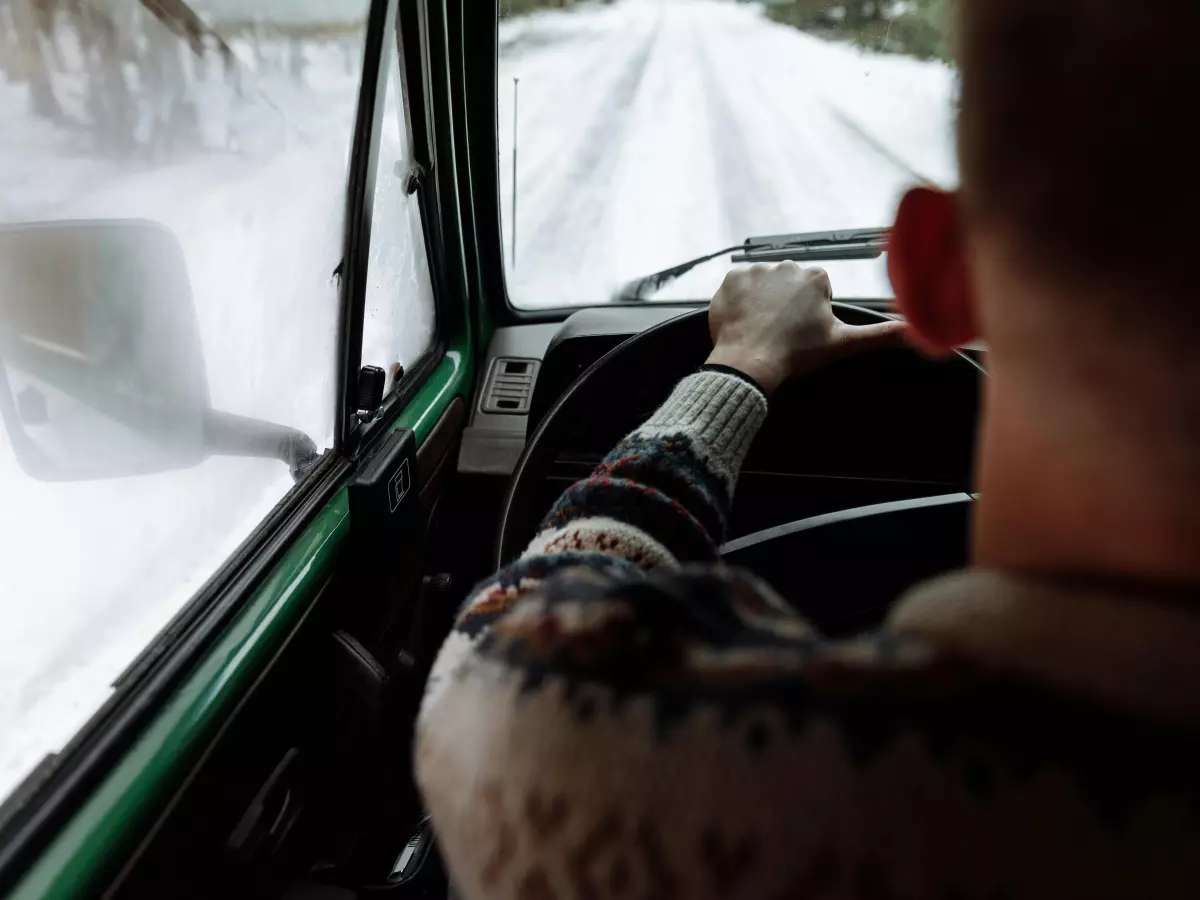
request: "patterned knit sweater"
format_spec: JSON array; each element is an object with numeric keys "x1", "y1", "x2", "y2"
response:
[{"x1": 416, "y1": 370, "x2": 1200, "y2": 900}]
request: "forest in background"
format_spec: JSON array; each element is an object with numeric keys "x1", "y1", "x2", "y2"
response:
[
  {"x1": 501, "y1": 0, "x2": 607, "y2": 16},
  {"x1": 501, "y1": 0, "x2": 952, "y2": 62},
  {"x1": 765, "y1": 0, "x2": 950, "y2": 61}
]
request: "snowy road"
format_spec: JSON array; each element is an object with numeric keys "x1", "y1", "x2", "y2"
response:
[{"x1": 499, "y1": 0, "x2": 958, "y2": 306}]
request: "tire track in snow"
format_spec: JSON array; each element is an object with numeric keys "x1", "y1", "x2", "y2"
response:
[
  {"x1": 695, "y1": 6, "x2": 930, "y2": 234},
  {"x1": 501, "y1": 22, "x2": 636, "y2": 170},
  {"x1": 825, "y1": 104, "x2": 938, "y2": 187},
  {"x1": 500, "y1": 24, "x2": 607, "y2": 60},
  {"x1": 692, "y1": 16, "x2": 789, "y2": 242},
  {"x1": 697, "y1": 18, "x2": 877, "y2": 233},
  {"x1": 515, "y1": 15, "x2": 661, "y2": 274}
]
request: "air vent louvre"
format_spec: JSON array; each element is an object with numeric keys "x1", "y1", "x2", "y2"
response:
[{"x1": 481, "y1": 357, "x2": 540, "y2": 414}]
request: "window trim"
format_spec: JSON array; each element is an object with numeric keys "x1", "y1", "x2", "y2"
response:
[
  {"x1": 462, "y1": 2, "x2": 592, "y2": 326},
  {"x1": 463, "y1": 1, "x2": 521, "y2": 324},
  {"x1": 410, "y1": 0, "x2": 472, "y2": 341},
  {"x1": 335, "y1": 0, "x2": 401, "y2": 453},
  {"x1": 353, "y1": 0, "x2": 445, "y2": 455},
  {"x1": 346, "y1": 0, "x2": 471, "y2": 458}
]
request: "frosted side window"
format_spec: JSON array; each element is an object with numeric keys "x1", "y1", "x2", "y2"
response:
[{"x1": 361, "y1": 44, "x2": 436, "y2": 398}]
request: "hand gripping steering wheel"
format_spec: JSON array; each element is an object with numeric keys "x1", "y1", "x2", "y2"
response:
[{"x1": 496, "y1": 305, "x2": 983, "y2": 634}]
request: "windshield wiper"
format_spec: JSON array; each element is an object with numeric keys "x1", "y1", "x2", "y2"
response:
[{"x1": 614, "y1": 227, "x2": 890, "y2": 301}]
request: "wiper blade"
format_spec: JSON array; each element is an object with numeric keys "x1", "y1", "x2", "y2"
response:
[
  {"x1": 613, "y1": 227, "x2": 890, "y2": 301},
  {"x1": 732, "y1": 227, "x2": 890, "y2": 263},
  {"x1": 615, "y1": 244, "x2": 746, "y2": 302}
]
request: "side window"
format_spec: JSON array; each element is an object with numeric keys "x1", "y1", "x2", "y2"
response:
[
  {"x1": 361, "y1": 38, "x2": 436, "y2": 399},
  {"x1": 0, "y1": 0, "x2": 371, "y2": 804}
]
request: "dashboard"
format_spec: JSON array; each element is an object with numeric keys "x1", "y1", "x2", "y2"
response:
[{"x1": 460, "y1": 305, "x2": 982, "y2": 544}]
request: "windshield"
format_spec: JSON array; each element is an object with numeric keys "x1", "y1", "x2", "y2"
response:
[{"x1": 498, "y1": 0, "x2": 958, "y2": 308}]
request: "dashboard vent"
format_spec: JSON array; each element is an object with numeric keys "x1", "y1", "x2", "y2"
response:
[{"x1": 481, "y1": 357, "x2": 540, "y2": 415}]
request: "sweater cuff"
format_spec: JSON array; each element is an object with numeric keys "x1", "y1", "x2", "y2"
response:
[
  {"x1": 697, "y1": 363, "x2": 766, "y2": 396},
  {"x1": 635, "y1": 370, "x2": 769, "y2": 494}
]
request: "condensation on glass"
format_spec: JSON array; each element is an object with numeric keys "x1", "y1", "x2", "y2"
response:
[
  {"x1": 0, "y1": 0, "x2": 381, "y2": 804},
  {"x1": 361, "y1": 41, "x2": 436, "y2": 399}
]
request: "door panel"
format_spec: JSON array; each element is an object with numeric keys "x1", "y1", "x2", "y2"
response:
[{"x1": 418, "y1": 398, "x2": 467, "y2": 518}]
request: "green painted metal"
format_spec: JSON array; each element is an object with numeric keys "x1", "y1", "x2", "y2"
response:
[
  {"x1": 8, "y1": 341, "x2": 471, "y2": 900},
  {"x1": 394, "y1": 343, "x2": 471, "y2": 440}
]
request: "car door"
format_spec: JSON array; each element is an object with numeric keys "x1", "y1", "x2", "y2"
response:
[{"x1": 0, "y1": 0, "x2": 478, "y2": 896}]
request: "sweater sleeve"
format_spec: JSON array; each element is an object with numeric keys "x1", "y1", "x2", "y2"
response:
[
  {"x1": 416, "y1": 369, "x2": 844, "y2": 896},
  {"x1": 522, "y1": 368, "x2": 768, "y2": 566},
  {"x1": 438, "y1": 370, "x2": 768, "y2": 654}
]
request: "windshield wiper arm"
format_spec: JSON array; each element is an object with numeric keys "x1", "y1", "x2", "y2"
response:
[
  {"x1": 614, "y1": 227, "x2": 890, "y2": 301},
  {"x1": 732, "y1": 227, "x2": 890, "y2": 263}
]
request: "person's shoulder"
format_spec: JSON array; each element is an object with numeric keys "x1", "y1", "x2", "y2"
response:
[
  {"x1": 422, "y1": 561, "x2": 1200, "y2": 897},
  {"x1": 497, "y1": 561, "x2": 1200, "y2": 796}
]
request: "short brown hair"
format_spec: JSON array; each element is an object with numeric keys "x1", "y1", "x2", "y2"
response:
[{"x1": 957, "y1": 0, "x2": 1199, "y2": 300}]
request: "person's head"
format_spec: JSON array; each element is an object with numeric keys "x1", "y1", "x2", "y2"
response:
[{"x1": 887, "y1": 0, "x2": 1200, "y2": 582}]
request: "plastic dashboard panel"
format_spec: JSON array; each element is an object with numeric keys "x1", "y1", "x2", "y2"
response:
[
  {"x1": 528, "y1": 306, "x2": 980, "y2": 480},
  {"x1": 457, "y1": 307, "x2": 700, "y2": 476},
  {"x1": 502, "y1": 304, "x2": 982, "y2": 550},
  {"x1": 459, "y1": 304, "x2": 981, "y2": 555}
]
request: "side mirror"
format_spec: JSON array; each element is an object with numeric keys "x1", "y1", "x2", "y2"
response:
[{"x1": 0, "y1": 220, "x2": 319, "y2": 481}]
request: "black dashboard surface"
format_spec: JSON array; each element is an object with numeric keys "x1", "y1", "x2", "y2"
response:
[{"x1": 520, "y1": 306, "x2": 982, "y2": 541}]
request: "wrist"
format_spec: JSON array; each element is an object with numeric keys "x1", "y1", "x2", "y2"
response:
[
  {"x1": 698, "y1": 363, "x2": 767, "y2": 396},
  {"x1": 704, "y1": 346, "x2": 785, "y2": 395}
]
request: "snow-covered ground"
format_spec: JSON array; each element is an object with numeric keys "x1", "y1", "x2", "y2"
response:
[
  {"x1": 500, "y1": 0, "x2": 958, "y2": 306},
  {"x1": 0, "y1": 0, "x2": 954, "y2": 806}
]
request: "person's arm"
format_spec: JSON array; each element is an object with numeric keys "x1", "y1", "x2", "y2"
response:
[
  {"x1": 445, "y1": 262, "x2": 905, "y2": 631},
  {"x1": 423, "y1": 264, "x2": 903, "y2": 704},
  {"x1": 416, "y1": 264, "x2": 907, "y2": 899}
]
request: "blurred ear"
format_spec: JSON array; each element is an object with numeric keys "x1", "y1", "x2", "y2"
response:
[{"x1": 888, "y1": 187, "x2": 978, "y2": 355}]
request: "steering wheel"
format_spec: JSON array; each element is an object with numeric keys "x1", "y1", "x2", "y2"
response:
[{"x1": 496, "y1": 305, "x2": 983, "y2": 634}]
